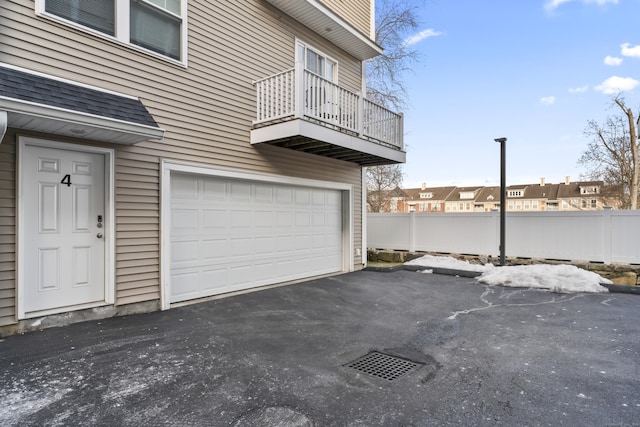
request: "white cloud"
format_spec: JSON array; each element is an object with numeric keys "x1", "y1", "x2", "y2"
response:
[
  {"x1": 403, "y1": 29, "x2": 442, "y2": 47},
  {"x1": 604, "y1": 55, "x2": 623, "y2": 66},
  {"x1": 540, "y1": 96, "x2": 556, "y2": 105},
  {"x1": 595, "y1": 76, "x2": 640, "y2": 94},
  {"x1": 544, "y1": 0, "x2": 572, "y2": 10},
  {"x1": 545, "y1": 0, "x2": 618, "y2": 11},
  {"x1": 621, "y1": 43, "x2": 640, "y2": 58},
  {"x1": 569, "y1": 85, "x2": 589, "y2": 93}
]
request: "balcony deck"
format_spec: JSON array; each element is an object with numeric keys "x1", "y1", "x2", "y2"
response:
[{"x1": 251, "y1": 66, "x2": 405, "y2": 166}]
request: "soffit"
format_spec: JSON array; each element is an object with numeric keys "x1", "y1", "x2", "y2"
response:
[{"x1": 265, "y1": 0, "x2": 382, "y2": 60}]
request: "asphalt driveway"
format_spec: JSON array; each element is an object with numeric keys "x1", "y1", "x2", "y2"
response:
[{"x1": 1, "y1": 270, "x2": 638, "y2": 426}]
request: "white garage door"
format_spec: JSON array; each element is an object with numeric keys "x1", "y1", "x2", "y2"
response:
[{"x1": 169, "y1": 173, "x2": 343, "y2": 303}]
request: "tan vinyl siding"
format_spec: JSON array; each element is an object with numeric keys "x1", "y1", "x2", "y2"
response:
[
  {"x1": 1, "y1": 0, "x2": 365, "y2": 319},
  {"x1": 0, "y1": 133, "x2": 16, "y2": 326},
  {"x1": 321, "y1": 0, "x2": 373, "y2": 39}
]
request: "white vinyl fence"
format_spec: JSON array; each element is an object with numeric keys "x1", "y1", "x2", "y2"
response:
[{"x1": 367, "y1": 209, "x2": 640, "y2": 265}]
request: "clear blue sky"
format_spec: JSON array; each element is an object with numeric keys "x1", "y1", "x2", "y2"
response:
[{"x1": 398, "y1": 0, "x2": 640, "y2": 188}]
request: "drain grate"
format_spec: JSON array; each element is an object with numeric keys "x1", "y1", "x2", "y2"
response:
[{"x1": 345, "y1": 351, "x2": 424, "y2": 381}]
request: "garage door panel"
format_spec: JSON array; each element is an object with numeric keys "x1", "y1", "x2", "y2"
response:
[
  {"x1": 276, "y1": 212, "x2": 293, "y2": 226},
  {"x1": 202, "y1": 210, "x2": 227, "y2": 228},
  {"x1": 254, "y1": 211, "x2": 274, "y2": 227},
  {"x1": 172, "y1": 209, "x2": 199, "y2": 230},
  {"x1": 171, "y1": 240, "x2": 199, "y2": 264},
  {"x1": 295, "y1": 212, "x2": 310, "y2": 226},
  {"x1": 202, "y1": 238, "x2": 227, "y2": 259},
  {"x1": 276, "y1": 188, "x2": 293, "y2": 204},
  {"x1": 295, "y1": 189, "x2": 310, "y2": 204},
  {"x1": 170, "y1": 173, "x2": 343, "y2": 303},
  {"x1": 231, "y1": 210, "x2": 252, "y2": 228},
  {"x1": 172, "y1": 174, "x2": 199, "y2": 199},
  {"x1": 312, "y1": 212, "x2": 326, "y2": 226},
  {"x1": 230, "y1": 182, "x2": 251, "y2": 200},
  {"x1": 255, "y1": 237, "x2": 275, "y2": 254},
  {"x1": 203, "y1": 179, "x2": 226, "y2": 199},
  {"x1": 171, "y1": 271, "x2": 200, "y2": 298},
  {"x1": 256, "y1": 185, "x2": 273, "y2": 202}
]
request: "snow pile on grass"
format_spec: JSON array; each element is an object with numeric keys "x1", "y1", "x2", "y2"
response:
[
  {"x1": 405, "y1": 255, "x2": 611, "y2": 293},
  {"x1": 405, "y1": 254, "x2": 488, "y2": 272}
]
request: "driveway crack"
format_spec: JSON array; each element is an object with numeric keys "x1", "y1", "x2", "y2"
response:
[{"x1": 448, "y1": 286, "x2": 586, "y2": 320}]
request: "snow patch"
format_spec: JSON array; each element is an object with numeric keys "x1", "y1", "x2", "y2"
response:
[
  {"x1": 477, "y1": 264, "x2": 610, "y2": 294},
  {"x1": 406, "y1": 255, "x2": 611, "y2": 294},
  {"x1": 405, "y1": 255, "x2": 489, "y2": 272}
]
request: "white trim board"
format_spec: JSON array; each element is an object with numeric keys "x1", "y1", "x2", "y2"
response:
[{"x1": 16, "y1": 136, "x2": 115, "y2": 319}]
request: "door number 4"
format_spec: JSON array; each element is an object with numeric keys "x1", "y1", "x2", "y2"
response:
[{"x1": 60, "y1": 174, "x2": 72, "y2": 187}]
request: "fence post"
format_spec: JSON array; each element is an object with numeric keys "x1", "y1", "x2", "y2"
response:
[
  {"x1": 602, "y1": 206, "x2": 612, "y2": 265},
  {"x1": 409, "y1": 212, "x2": 416, "y2": 253}
]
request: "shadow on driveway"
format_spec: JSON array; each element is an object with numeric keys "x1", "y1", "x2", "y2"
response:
[{"x1": 1, "y1": 270, "x2": 638, "y2": 426}]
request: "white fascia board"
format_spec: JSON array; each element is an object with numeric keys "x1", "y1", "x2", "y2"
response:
[{"x1": 1, "y1": 96, "x2": 165, "y2": 141}]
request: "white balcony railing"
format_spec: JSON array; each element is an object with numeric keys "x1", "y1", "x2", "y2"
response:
[{"x1": 253, "y1": 64, "x2": 403, "y2": 150}]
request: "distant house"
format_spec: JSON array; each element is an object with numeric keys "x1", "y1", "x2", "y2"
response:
[
  {"x1": 403, "y1": 184, "x2": 456, "y2": 213},
  {"x1": 384, "y1": 178, "x2": 609, "y2": 213}
]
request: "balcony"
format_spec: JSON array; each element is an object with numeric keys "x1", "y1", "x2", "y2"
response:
[{"x1": 250, "y1": 64, "x2": 405, "y2": 166}]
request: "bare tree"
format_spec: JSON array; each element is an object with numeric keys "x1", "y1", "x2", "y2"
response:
[
  {"x1": 367, "y1": 164, "x2": 404, "y2": 212},
  {"x1": 367, "y1": 0, "x2": 423, "y2": 111},
  {"x1": 579, "y1": 96, "x2": 639, "y2": 209},
  {"x1": 365, "y1": 0, "x2": 424, "y2": 212}
]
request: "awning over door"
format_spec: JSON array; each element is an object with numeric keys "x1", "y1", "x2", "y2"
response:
[{"x1": 0, "y1": 64, "x2": 164, "y2": 144}]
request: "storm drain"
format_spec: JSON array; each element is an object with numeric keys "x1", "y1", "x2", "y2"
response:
[{"x1": 345, "y1": 351, "x2": 424, "y2": 381}]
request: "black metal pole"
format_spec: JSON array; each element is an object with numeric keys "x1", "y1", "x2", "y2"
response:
[{"x1": 495, "y1": 137, "x2": 507, "y2": 266}]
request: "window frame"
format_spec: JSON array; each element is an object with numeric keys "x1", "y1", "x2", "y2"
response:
[
  {"x1": 296, "y1": 39, "x2": 338, "y2": 83},
  {"x1": 36, "y1": 0, "x2": 188, "y2": 66}
]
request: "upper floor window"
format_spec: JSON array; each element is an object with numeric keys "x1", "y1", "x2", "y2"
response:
[
  {"x1": 297, "y1": 41, "x2": 337, "y2": 82},
  {"x1": 460, "y1": 191, "x2": 475, "y2": 199},
  {"x1": 38, "y1": 0, "x2": 186, "y2": 63},
  {"x1": 507, "y1": 190, "x2": 523, "y2": 197},
  {"x1": 580, "y1": 186, "x2": 600, "y2": 195},
  {"x1": 419, "y1": 192, "x2": 433, "y2": 199}
]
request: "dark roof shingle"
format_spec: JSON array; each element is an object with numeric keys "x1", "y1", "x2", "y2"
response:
[{"x1": 0, "y1": 66, "x2": 159, "y2": 128}]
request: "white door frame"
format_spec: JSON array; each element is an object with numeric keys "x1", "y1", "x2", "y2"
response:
[
  {"x1": 160, "y1": 159, "x2": 354, "y2": 310},
  {"x1": 17, "y1": 136, "x2": 115, "y2": 319}
]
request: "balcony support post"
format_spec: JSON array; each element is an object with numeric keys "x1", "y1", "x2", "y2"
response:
[
  {"x1": 357, "y1": 92, "x2": 364, "y2": 138},
  {"x1": 398, "y1": 112, "x2": 404, "y2": 150},
  {"x1": 294, "y1": 61, "x2": 304, "y2": 120}
]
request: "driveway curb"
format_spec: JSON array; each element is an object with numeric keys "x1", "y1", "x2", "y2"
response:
[{"x1": 364, "y1": 264, "x2": 639, "y2": 294}]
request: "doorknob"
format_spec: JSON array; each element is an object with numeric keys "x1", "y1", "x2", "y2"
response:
[{"x1": 97, "y1": 233, "x2": 103, "y2": 239}]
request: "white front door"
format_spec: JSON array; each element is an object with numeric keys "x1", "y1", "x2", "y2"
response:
[{"x1": 22, "y1": 144, "x2": 106, "y2": 314}]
